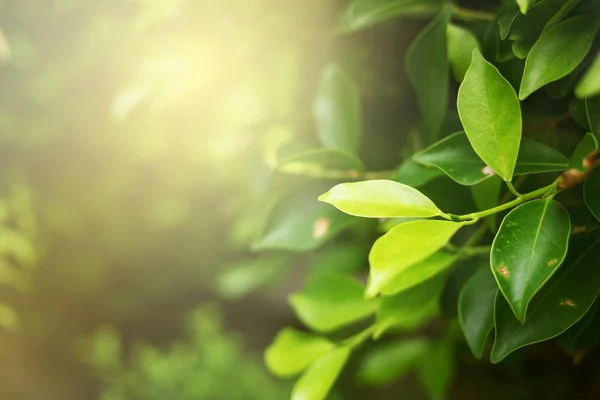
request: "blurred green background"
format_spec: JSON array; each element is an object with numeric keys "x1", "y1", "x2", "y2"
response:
[{"x1": 2, "y1": 1, "x2": 600, "y2": 399}]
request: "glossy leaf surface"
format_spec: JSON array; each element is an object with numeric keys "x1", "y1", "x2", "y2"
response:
[
  {"x1": 292, "y1": 347, "x2": 351, "y2": 400},
  {"x1": 314, "y1": 64, "x2": 362, "y2": 154},
  {"x1": 458, "y1": 49, "x2": 522, "y2": 181},
  {"x1": 265, "y1": 328, "x2": 335, "y2": 377},
  {"x1": 519, "y1": 14, "x2": 600, "y2": 99},
  {"x1": 576, "y1": 53, "x2": 600, "y2": 99},
  {"x1": 513, "y1": 138, "x2": 569, "y2": 175},
  {"x1": 491, "y1": 199, "x2": 571, "y2": 322},
  {"x1": 289, "y1": 272, "x2": 378, "y2": 332},
  {"x1": 406, "y1": 9, "x2": 450, "y2": 139},
  {"x1": 367, "y1": 220, "x2": 464, "y2": 297},
  {"x1": 319, "y1": 180, "x2": 441, "y2": 218},
  {"x1": 458, "y1": 267, "x2": 498, "y2": 358},
  {"x1": 491, "y1": 237, "x2": 600, "y2": 363}
]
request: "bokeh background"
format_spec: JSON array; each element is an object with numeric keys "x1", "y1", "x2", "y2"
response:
[{"x1": 2, "y1": 1, "x2": 600, "y2": 399}]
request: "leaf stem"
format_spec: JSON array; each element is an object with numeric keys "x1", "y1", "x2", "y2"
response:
[
  {"x1": 506, "y1": 181, "x2": 522, "y2": 197},
  {"x1": 341, "y1": 325, "x2": 375, "y2": 348},
  {"x1": 451, "y1": 4, "x2": 495, "y2": 21}
]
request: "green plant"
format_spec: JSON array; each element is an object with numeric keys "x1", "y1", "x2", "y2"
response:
[{"x1": 235, "y1": 0, "x2": 600, "y2": 398}]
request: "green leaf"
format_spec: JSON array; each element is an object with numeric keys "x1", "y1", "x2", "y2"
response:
[
  {"x1": 393, "y1": 158, "x2": 443, "y2": 188},
  {"x1": 458, "y1": 267, "x2": 498, "y2": 359},
  {"x1": 570, "y1": 132, "x2": 598, "y2": 172},
  {"x1": 405, "y1": 8, "x2": 450, "y2": 140},
  {"x1": 491, "y1": 237, "x2": 600, "y2": 363},
  {"x1": 291, "y1": 347, "x2": 351, "y2": 400},
  {"x1": 367, "y1": 220, "x2": 464, "y2": 297},
  {"x1": 413, "y1": 132, "x2": 498, "y2": 186},
  {"x1": 254, "y1": 184, "x2": 358, "y2": 251},
  {"x1": 471, "y1": 175, "x2": 502, "y2": 232},
  {"x1": 314, "y1": 64, "x2": 362, "y2": 154},
  {"x1": 356, "y1": 339, "x2": 431, "y2": 385},
  {"x1": 289, "y1": 272, "x2": 379, "y2": 332},
  {"x1": 516, "y1": 0, "x2": 535, "y2": 14},
  {"x1": 584, "y1": 167, "x2": 600, "y2": 221},
  {"x1": 557, "y1": 299, "x2": 600, "y2": 353},
  {"x1": 217, "y1": 255, "x2": 289, "y2": 300},
  {"x1": 337, "y1": 0, "x2": 445, "y2": 33},
  {"x1": 380, "y1": 251, "x2": 456, "y2": 296},
  {"x1": 276, "y1": 148, "x2": 365, "y2": 172},
  {"x1": 519, "y1": 14, "x2": 600, "y2": 100},
  {"x1": 458, "y1": 49, "x2": 522, "y2": 181},
  {"x1": 265, "y1": 328, "x2": 335, "y2": 377},
  {"x1": 497, "y1": 5, "x2": 519, "y2": 40},
  {"x1": 415, "y1": 333, "x2": 455, "y2": 400},
  {"x1": 510, "y1": 0, "x2": 565, "y2": 59},
  {"x1": 513, "y1": 138, "x2": 570, "y2": 175},
  {"x1": 375, "y1": 276, "x2": 444, "y2": 337},
  {"x1": 540, "y1": 0, "x2": 580, "y2": 35},
  {"x1": 318, "y1": 179, "x2": 442, "y2": 218},
  {"x1": 586, "y1": 96, "x2": 600, "y2": 137},
  {"x1": 447, "y1": 24, "x2": 480, "y2": 83},
  {"x1": 491, "y1": 199, "x2": 571, "y2": 322},
  {"x1": 439, "y1": 258, "x2": 482, "y2": 319},
  {"x1": 576, "y1": 53, "x2": 600, "y2": 98}
]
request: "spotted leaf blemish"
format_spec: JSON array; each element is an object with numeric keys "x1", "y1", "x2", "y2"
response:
[
  {"x1": 559, "y1": 299, "x2": 576, "y2": 307},
  {"x1": 548, "y1": 258, "x2": 557, "y2": 266},
  {"x1": 312, "y1": 217, "x2": 330, "y2": 239},
  {"x1": 482, "y1": 166, "x2": 495, "y2": 176},
  {"x1": 497, "y1": 265, "x2": 509, "y2": 277}
]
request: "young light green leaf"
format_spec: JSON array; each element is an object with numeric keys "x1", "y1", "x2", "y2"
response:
[
  {"x1": 393, "y1": 158, "x2": 443, "y2": 188},
  {"x1": 516, "y1": 0, "x2": 535, "y2": 14},
  {"x1": 314, "y1": 64, "x2": 362, "y2": 154},
  {"x1": 458, "y1": 267, "x2": 498, "y2": 359},
  {"x1": 375, "y1": 276, "x2": 444, "y2": 337},
  {"x1": 380, "y1": 251, "x2": 456, "y2": 296},
  {"x1": 337, "y1": 0, "x2": 445, "y2": 33},
  {"x1": 491, "y1": 237, "x2": 600, "y2": 363},
  {"x1": 576, "y1": 53, "x2": 600, "y2": 98},
  {"x1": 586, "y1": 96, "x2": 600, "y2": 137},
  {"x1": 265, "y1": 328, "x2": 335, "y2": 377},
  {"x1": 457, "y1": 49, "x2": 522, "y2": 181},
  {"x1": 570, "y1": 132, "x2": 598, "y2": 172},
  {"x1": 447, "y1": 24, "x2": 480, "y2": 82},
  {"x1": 513, "y1": 138, "x2": 570, "y2": 175},
  {"x1": 356, "y1": 339, "x2": 431, "y2": 385},
  {"x1": 491, "y1": 199, "x2": 571, "y2": 322},
  {"x1": 291, "y1": 346, "x2": 351, "y2": 400},
  {"x1": 509, "y1": 0, "x2": 564, "y2": 59},
  {"x1": 405, "y1": 8, "x2": 450, "y2": 140},
  {"x1": 367, "y1": 220, "x2": 464, "y2": 297},
  {"x1": 585, "y1": 167, "x2": 600, "y2": 221},
  {"x1": 289, "y1": 272, "x2": 379, "y2": 333},
  {"x1": 318, "y1": 179, "x2": 441, "y2": 218},
  {"x1": 471, "y1": 175, "x2": 502, "y2": 232},
  {"x1": 519, "y1": 14, "x2": 600, "y2": 100},
  {"x1": 253, "y1": 184, "x2": 358, "y2": 251}
]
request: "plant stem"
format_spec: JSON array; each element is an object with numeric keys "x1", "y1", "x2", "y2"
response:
[
  {"x1": 342, "y1": 325, "x2": 375, "y2": 348},
  {"x1": 459, "y1": 245, "x2": 492, "y2": 258},
  {"x1": 451, "y1": 4, "x2": 495, "y2": 21},
  {"x1": 506, "y1": 181, "x2": 521, "y2": 197}
]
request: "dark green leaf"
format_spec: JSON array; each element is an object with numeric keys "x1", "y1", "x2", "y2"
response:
[
  {"x1": 319, "y1": 180, "x2": 442, "y2": 218},
  {"x1": 415, "y1": 336, "x2": 455, "y2": 400},
  {"x1": 513, "y1": 138, "x2": 570, "y2": 175},
  {"x1": 356, "y1": 339, "x2": 431, "y2": 385},
  {"x1": 557, "y1": 299, "x2": 600, "y2": 353},
  {"x1": 367, "y1": 220, "x2": 464, "y2": 297},
  {"x1": 569, "y1": 98, "x2": 591, "y2": 130},
  {"x1": 405, "y1": 9, "x2": 450, "y2": 140},
  {"x1": 497, "y1": 5, "x2": 519, "y2": 40},
  {"x1": 393, "y1": 158, "x2": 443, "y2": 188},
  {"x1": 292, "y1": 347, "x2": 351, "y2": 400},
  {"x1": 447, "y1": 24, "x2": 479, "y2": 83},
  {"x1": 265, "y1": 328, "x2": 335, "y2": 377},
  {"x1": 491, "y1": 237, "x2": 600, "y2": 363},
  {"x1": 570, "y1": 132, "x2": 598, "y2": 172},
  {"x1": 471, "y1": 175, "x2": 502, "y2": 232},
  {"x1": 491, "y1": 199, "x2": 571, "y2": 322},
  {"x1": 439, "y1": 257, "x2": 482, "y2": 319},
  {"x1": 289, "y1": 272, "x2": 378, "y2": 332},
  {"x1": 519, "y1": 14, "x2": 600, "y2": 100},
  {"x1": 314, "y1": 64, "x2": 362, "y2": 154},
  {"x1": 380, "y1": 251, "x2": 456, "y2": 295},
  {"x1": 586, "y1": 96, "x2": 600, "y2": 137},
  {"x1": 541, "y1": 0, "x2": 580, "y2": 34},
  {"x1": 375, "y1": 276, "x2": 444, "y2": 337},
  {"x1": 576, "y1": 53, "x2": 600, "y2": 98},
  {"x1": 458, "y1": 49, "x2": 522, "y2": 181},
  {"x1": 253, "y1": 184, "x2": 358, "y2": 251},
  {"x1": 337, "y1": 0, "x2": 445, "y2": 33},
  {"x1": 584, "y1": 167, "x2": 600, "y2": 221},
  {"x1": 458, "y1": 267, "x2": 498, "y2": 358},
  {"x1": 509, "y1": 0, "x2": 564, "y2": 59}
]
